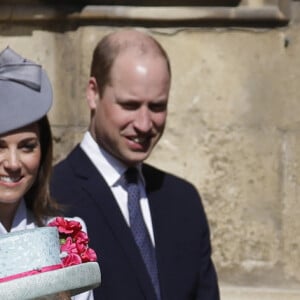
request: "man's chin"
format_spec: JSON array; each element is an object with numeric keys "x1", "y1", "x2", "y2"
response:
[{"x1": 122, "y1": 151, "x2": 151, "y2": 166}]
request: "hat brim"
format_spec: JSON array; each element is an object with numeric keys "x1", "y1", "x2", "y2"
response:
[
  {"x1": 0, "y1": 69, "x2": 52, "y2": 135},
  {"x1": 0, "y1": 262, "x2": 101, "y2": 300}
]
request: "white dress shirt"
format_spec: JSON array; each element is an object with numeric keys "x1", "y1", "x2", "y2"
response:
[
  {"x1": 80, "y1": 131, "x2": 156, "y2": 245},
  {"x1": 0, "y1": 199, "x2": 35, "y2": 234}
]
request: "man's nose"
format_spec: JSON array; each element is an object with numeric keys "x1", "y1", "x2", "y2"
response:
[{"x1": 134, "y1": 107, "x2": 152, "y2": 132}]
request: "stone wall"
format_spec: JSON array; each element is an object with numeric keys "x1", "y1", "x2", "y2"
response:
[{"x1": 1, "y1": 1, "x2": 300, "y2": 298}]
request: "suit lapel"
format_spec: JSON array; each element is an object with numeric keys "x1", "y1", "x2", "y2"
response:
[
  {"x1": 69, "y1": 147, "x2": 157, "y2": 299},
  {"x1": 143, "y1": 164, "x2": 176, "y2": 300}
]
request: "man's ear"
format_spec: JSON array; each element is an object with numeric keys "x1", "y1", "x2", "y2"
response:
[{"x1": 86, "y1": 77, "x2": 99, "y2": 109}]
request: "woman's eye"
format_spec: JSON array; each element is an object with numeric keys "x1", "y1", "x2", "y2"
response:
[
  {"x1": 21, "y1": 142, "x2": 39, "y2": 152},
  {"x1": 0, "y1": 141, "x2": 7, "y2": 152}
]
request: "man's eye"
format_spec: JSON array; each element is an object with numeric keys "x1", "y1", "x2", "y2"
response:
[
  {"x1": 150, "y1": 103, "x2": 167, "y2": 112},
  {"x1": 121, "y1": 103, "x2": 139, "y2": 110}
]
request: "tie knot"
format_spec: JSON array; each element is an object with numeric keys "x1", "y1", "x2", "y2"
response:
[{"x1": 125, "y1": 167, "x2": 139, "y2": 184}]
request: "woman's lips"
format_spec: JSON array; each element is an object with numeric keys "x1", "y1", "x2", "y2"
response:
[{"x1": 0, "y1": 175, "x2": 22, "y2": 183}]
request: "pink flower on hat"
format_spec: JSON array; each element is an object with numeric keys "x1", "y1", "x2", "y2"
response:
[
  {"x1": 61, "y1": 237, "x2": 77, "y2": 254},
  {"x1": 48, "y1": 217, "x2": 97, "y2": 267},
  {"x1": 81, "y1": 248, "x2": 97, "y2": 263},
  {"x1": 60, "y1": 237, "x2": 82, "y2": 266},
  {"x1": 62, "y1": 253, "x2": 82, "y2": 266},
  {"x1": 49, "y1": 216, "x2": 82, "y2": 236},
  {"x1": 74, "y1": 231, "x2": 89, "y2": 252}
]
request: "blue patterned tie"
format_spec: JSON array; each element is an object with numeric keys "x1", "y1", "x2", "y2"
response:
[{"x1": 125, "y1": 168, "x2": 161, "y2": 300}]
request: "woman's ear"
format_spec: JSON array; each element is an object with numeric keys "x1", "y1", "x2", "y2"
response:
[{"x1": 86, "y1": 77, "x2": 99, "y2": 109}]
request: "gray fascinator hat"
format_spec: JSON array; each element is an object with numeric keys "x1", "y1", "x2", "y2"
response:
[{"x1": 0, "y1": 46, "x2": 52, "y2": 135}]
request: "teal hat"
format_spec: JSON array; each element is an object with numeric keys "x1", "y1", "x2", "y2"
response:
[
  {"x1": 0, "y1": 227, "x2": 101, "y2": 299},
  {"x1": 0, "y1": 47, "x2": 52, "y2": 135}
]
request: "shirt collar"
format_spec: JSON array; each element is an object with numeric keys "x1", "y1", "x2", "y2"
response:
[
  {"x1": 80, "y1": 131, "x2": 145, "y2": 186},
  {"x1": 80, "y1": 132, "x2": 123, "y2": 186},
  {"x1": 0, "y1": 199, "x2": 35, "y2": 234}
]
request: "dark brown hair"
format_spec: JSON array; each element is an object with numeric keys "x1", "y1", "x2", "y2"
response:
[{"x1": 24, "y1": 116, "x2": 61, "y2": 226}]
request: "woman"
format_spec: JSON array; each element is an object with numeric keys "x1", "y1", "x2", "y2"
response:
[{"x1": 0, "y1": 47, "x2": 95, "y2": 300}]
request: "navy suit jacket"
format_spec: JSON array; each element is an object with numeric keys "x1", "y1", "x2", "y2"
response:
[{"x1": 50, "y1": 145, "x2": 219, "y2": 300}]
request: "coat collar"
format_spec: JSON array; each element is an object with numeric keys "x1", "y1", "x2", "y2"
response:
[{"x1": 68, "y1": 146, "x2": 158, "y2": 299}]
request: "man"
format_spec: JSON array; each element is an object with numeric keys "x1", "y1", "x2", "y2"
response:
[{"x1": 51, "y1": 29, "x2": 219, "y2": 300}]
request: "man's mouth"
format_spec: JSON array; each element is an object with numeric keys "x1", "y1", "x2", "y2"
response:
[{"x1": 130, "y1": 137, "x2": 148, "y2": 144}]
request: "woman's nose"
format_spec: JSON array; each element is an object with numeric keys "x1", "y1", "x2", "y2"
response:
[{"x1": 2, "y1": 151, "x2": 21, "y2": 170}]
